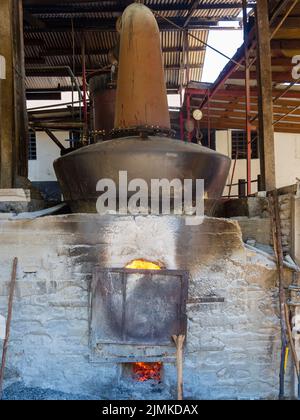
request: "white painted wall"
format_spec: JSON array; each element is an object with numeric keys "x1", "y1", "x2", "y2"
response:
[
  {"x1": 28, "y1": 131, "x2": 65, "y2": 182},
  {"x1": 216, "y1": 130, "x2": 300, "y2": 197},
  {"x1": 275, "y1": 132, "x2": 300, "y2": 187},
  {"x1": 27, "y1": 94, "x2": 77, "y2": 183},
  {"x1": 28, "y1": 126, "x2": 300, "y2": 191}
]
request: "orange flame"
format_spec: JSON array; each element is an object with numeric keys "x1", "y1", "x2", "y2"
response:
[
  {"x1": 126, "y1": 259, "x2": 161, "y2": 270},
  {"x1": 133, "y1": 362, "x2": 162, "y2": 382}
]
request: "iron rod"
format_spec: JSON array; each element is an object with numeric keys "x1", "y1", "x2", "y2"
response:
[
  {"x1": 269, "y1": 191, "x2": 289, "y2": 400},
  {"x1": 271, "y1": 0, "x2": 298, "y2": 39}
]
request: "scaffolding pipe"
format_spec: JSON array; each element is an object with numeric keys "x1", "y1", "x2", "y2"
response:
[
  {"x1": 207, "y1": 89, "x2": 211, "y2": 148},
  {"x1": 271, "y1": 0, "x2": 298, "y2": 39},
  {"x1": 81, "y1": 37, "x2": 88, "y2": 141},
  {"x1": 184, "y1": 29, "x2": 190, "y2": 85},
  {"x1": 228, "y1": 151, "x2": 238, "y2": 199},
  {"x1": 186, "y1": 93, "x2": 191, "y2": 142},
  {"x1": 274, "y1": 74, "x2": 300, "y2": 103},
  {"x1": 251, "y1": 74, "x2": 300, "y2": 124},
  {"x1": 180, "y1": 111, "x2": 184, "y2": 141},
  {"x1": 243, "y1": 0, "x2": 252, "y2": 196},
  {"x1": 44, "y1": 128, "x2": 66, "y2": 152},
  {"x1": 273, "y1": 103, "x2": 300, "y2": 126},
  {"x1": 27, "y1": 99, "x2": 83, "y2": 112},
  {"x1": 27, "y1": 65, "x2": 83, "y2": 125}
]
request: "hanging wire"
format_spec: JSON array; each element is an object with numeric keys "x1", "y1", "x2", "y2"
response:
[{"x1": 152, "y1": 10, "x2": 244, "y2": 69}]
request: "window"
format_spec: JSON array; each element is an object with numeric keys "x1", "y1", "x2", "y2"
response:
[
  {"x1": 231, "y1": 131, "x2": 258, "y2": 159},
  {"x1": 28, "y1": 130, "x2": 37, "y2": 160}
]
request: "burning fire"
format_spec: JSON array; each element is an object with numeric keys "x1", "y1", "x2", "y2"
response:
[
  {"x1": 132, "y1": 362, "x2": 162, "y2": 382},
  {"x1": 126, "y1": 259, "x2": 161, "y2": 270}
]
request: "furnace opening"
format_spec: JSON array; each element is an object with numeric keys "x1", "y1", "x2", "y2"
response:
[
  {"x1": 123, "y1": 362, "x2": 163, "y2": 382},
  {"x1": 125, "y1": 259, "x2": 161, "y2": 270}
]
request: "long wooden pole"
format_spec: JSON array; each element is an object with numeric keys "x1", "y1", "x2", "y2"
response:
[
  {"x1": 0, "y1": 257, "x2": 18, "y2": 400},
  {"x1": 172, "y1": 334, "x2": 185, "y2": 400},
  {"x1": 0, "y1": 0, "x2": 14, "y2": 188},
  {"x1": 243, "y1": 0, "x2": 252, "y2": 196},
  {"x1": 269, "y1": 191, "x2": 288, "y2": 399},
  {"x1": 256, "y1": 0, "x2": 276, "y2": 191}
]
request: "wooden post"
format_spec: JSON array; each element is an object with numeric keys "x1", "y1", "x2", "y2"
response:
[
  {"x1": 0, "y1": 0, "x2": 28, "y2": 188},
  {"x1": 172, "y1": 334, "x2": 185, "y2": 400},
  {"x1": 256, "y1": 0, "x2": 276, "y2": 192},
  {"x1": 269, "y1": 191, "x2": 289, "y2": 399},
  {"x1": 0, "y1": 0, "x2": 14, "y2": 188},
  {"x1": 0, "y1": 257, "x2": 18, "y2": 400},
  {"x1": 13, "y1": 0, "x2": 29, "y2": 180}
]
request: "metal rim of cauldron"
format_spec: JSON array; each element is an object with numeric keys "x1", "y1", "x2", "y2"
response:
[{"x1": 110, "y1": 125, "x2": 176, "y2": 140}]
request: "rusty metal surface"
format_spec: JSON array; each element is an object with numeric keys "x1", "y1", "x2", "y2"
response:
[
  {"x1": 90, "y1": 268, "x2": 188, "y2": 348},
  {"x1": 54, "y1": 136, "x2": 231, "y2": 212},
  {"x1": 114, "y1": 3, "x2": 170, "y2": 130},
  {"x1": 89, "y1": 74, "x2": 116, "y2": 137}
]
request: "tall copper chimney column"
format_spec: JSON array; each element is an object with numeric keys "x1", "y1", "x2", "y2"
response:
[{"x1": 114, "y1": 2, "x2": 170, "y2": 131}]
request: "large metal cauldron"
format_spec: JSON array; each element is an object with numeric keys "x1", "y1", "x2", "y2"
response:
[
  {"x1": 54, "y1": 3, "x2": 231, "y2": 213},
  {"x1": 54, "y1": 136, "x2": 231, "y2": 213}
]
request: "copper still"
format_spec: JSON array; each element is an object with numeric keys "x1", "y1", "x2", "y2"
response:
[{"x1": 54, "y1": 2, "x2": 231, "y2": 213}]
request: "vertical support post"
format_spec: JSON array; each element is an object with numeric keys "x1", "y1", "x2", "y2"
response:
[
  {"x1": 228, "y1": 152, "x2": 238, "y2": 199},
  {"x1": 0, "y1": 59, "x2": 4, "y2": 169},
  {"x1": 81, "y1": 35, "x2": 88, "y2": 144},
  {"x1": 256, "y1": 0, "x2": 276, "y2": 191},
  {"x1": 179, "y1": 30, "x2": 184, "y2": 143},
  {"x1": 257, "y1": 174, "x2": 263, "y2": 192},
  {"x1": 14, "y1": 0, "x2": 28, "y2": 180},
  {"x1": 184, "y1": 29, "x2": 190, "y2": 86},
  {"x1": 0, "y1": 0, "x2": 28, "y2": 188},
  {"x1": 0, "y1": 0, "x2": 15, "y2": 188},
  {"x1": 180, "y1": 111, "x2": 184, "y2": 141},
  {"x1": 207, "y1": 89, "x2": 211, "y2": 149},
  {"x1": 238, "y1": 179, "x2": 246, "y2": 198},
  {"x1": 243, "y1": 0, "x2": 252, "y2": 196},
  {"x1": 186, "y1": 93, "x2": 191, "y2": 142},
  {"x1": 184, "y1": 29, "x2": 191, "y2": 142}
]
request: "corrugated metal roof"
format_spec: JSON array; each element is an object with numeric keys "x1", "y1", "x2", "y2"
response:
[{"x1": 24, "y1": 0, "x2": 242, "y2": 91}]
